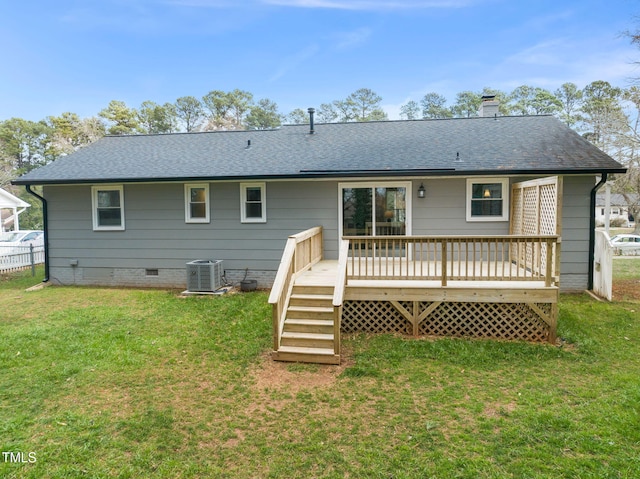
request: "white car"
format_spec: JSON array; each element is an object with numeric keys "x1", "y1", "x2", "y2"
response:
[
  {"x1": 0, "y1": 230, "x2": 44, "y2": 254},
  {"x1": 610, "y1": 234, "x2": 640, "y2": 255}
]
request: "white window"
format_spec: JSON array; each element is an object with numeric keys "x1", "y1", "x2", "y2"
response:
[
  {"x1": 92, "y1": 185, "x2": 125, "y2": 231},
  {"x1": 185, "y1": 184, "x2": 210, "y2": 223},
  {"x1": 466, "y1": 178, "x2": 509, "y2": 222},
  {"x1": 240, "y1": 183, "x2": 266, "y2": 223}
]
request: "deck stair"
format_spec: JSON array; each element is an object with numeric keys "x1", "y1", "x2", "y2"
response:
[{"x1": 273, "y1": 283, "x2": 341, "y2": 365}]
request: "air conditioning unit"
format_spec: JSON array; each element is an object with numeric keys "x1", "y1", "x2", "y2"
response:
[{"x1": 186, "y1": 259, "x2": 224, "y2": 292}]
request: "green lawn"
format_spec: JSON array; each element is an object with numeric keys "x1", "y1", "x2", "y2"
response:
[
  {"x1": 1, "y1": 266, "x2": 639, "y2": 478},
  {"x1": 613, "y1": 256, "x2": 640, "y2": 281}
]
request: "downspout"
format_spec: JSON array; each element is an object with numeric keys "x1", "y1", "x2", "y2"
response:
[
  {"x1": 588, "y1": 173, "x2": 607, "y2": 291},
  {"x1": 25, "y1": 185, "x2": 49, "y2": 282}
]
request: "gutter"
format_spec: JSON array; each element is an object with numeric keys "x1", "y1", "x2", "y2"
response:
[
  {"x1": 11, "y1": 167, "x2": 628, "y2": 186},
  {"x1": 588, "y1": 174, "x2": 608, "y2": 291},
  {"x1": 25, "y1": 185, "x2": 49, "y2": 283}
]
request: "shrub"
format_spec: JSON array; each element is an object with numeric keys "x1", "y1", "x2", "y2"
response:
[{"x1": 610, "y1": 217, "x2": 628, "y2": 227}]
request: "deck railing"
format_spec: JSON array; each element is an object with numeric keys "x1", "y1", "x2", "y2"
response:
[
  {"x1": 344, "y1": 235, "x2": 559, "y2": 287},
  {"x1": 268, "y1": 226, "x2": 324, "y2": 350}
]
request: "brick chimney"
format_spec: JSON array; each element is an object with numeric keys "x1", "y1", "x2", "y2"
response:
[{"x1": 479, "y1": 95, "x2": 499, "y2": 117}]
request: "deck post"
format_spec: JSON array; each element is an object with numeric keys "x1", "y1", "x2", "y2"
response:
[
  {"x1": 545, "y1": 238, "x2": 554, "y2": 287},
  {"x1": 441, "y1": 240, "x2": 448, "y2": 286},
  {"x1": 333, "y1": 305, "x2": 342, "y2": 356},
  {"x1": 272, "y1": 304, "x2": 281, "y2": 351}
]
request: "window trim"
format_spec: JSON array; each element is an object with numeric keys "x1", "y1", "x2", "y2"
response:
[
  {"x1": 91, "y1": 185, "x2": 125, "y2": 231},
  {"x1": 184, "y1": 183, "x2": 210, "y2": 223},
  {"x1": 466, "y1": 178, "x2": 509, "y2": 222},
  {"x1": 240, "y1": 182, "x2": 266, "y2": 223}
]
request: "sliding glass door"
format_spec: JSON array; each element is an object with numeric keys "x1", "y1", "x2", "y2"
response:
[{"x1": 341, "y1": 183, "x2": 409, "y2": 237}]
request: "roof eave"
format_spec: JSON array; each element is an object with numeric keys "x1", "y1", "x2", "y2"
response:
[{"x1": 11, "y1": 166, "x2": 628, "y2": 186}]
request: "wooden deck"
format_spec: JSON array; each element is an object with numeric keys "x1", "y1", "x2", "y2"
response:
[
  {"x1": 299, "y1": 258, "x2": 557, "y2": 303},
  {"x1": 295, "y1": 260, "x2": 338, "y2": 286},
  {"x1": 300, "y1": 260, "x2": 556, "y2": 294},
  {"x1": 269, "y1": 228, "x2": 560, "y2": 365}
]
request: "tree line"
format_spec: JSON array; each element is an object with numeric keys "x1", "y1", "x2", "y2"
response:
[
  {"x1": 0, "y1": 83, "x2": 627, "y2": 172},
  {"x1": 1, "y1": 82, "x2": 639, "y2": 231}
]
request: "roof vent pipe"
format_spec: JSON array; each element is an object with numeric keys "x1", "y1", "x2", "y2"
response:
[{"x1": 308, "y1": 108, "x2": 315, "y2": 134}]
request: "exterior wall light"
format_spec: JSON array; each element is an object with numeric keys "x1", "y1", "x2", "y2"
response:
[{"x1": 418, "y1": 183, "x2": 426, "y2": 199}]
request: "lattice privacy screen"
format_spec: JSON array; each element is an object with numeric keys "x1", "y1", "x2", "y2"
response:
[
  {"x1": 510, "y1": 177, "x2": 561, "y2": 236},
  {"x1": 510, "y1": 176, "x2": 562, "y2": 279},
  {"x1": 342, "y1": 300, "x2": 552, "y2": 343}
]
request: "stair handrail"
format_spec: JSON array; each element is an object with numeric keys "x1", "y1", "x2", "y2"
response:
[{"x1": 269, "y1": 226, "x2": 324, "y2": 351}]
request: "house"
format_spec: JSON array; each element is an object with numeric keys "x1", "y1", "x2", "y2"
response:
[
  {"x1": 13, "y1": 105, "x2": 625, "y2": 363},
  {"x1": 595, "y1": 192, "x2": 637, "y2": 227},
  {"x1": 0, "y1": 187, "x2": 30, "y2": 232}
]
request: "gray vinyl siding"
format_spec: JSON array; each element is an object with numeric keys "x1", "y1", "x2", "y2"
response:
[
  {"x1": 559, "y1": 175, "x2": 594, "y2": 291},
  {"x1": 44, "y1": 174, "x2": 595, "y2": 291},
  {"x1": 411, "y1": 178, "x2": 510, "y2": 235},
  {"x1": 44, "y1": 181, "x2": 339, "y2": 286}
]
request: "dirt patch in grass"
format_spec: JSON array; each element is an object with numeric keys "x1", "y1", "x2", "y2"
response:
[
  {"x1": 245, "y1": 348, "x2": 355, "y2": 416},
  {"x1": 613, "y1": 279, "x2": 640, "y2": 301},
  {"x1": 250, "y1": 350, "x2": 353, "y2": 394},
  {"x1": 483, "y1": 401, "x2": 517, "y2": 419}
]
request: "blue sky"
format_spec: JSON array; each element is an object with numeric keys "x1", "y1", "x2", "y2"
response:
[{"x1": 1, "y1": 0, "x2": 639, "y2": 122}]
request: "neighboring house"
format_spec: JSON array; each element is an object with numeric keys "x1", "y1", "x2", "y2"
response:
[
  {"x1": 13, "y1": 108, "x2": 624, "y2": 294},
  {"x1": 0, "y1": 187, "x2": 30, "y2": 232},
  {"x1": 596, "y1": 192, "x2": 637, "y2": 227}
]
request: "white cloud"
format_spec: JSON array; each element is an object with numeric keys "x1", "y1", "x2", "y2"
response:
[
  {"x1": 496, "y1": 35, "x2": 639, "y2": 91},
  {"x1": 262, "y1": 0, "x2": 477, "y2": 10},
  {"x1": 331, "y1": 27, "x2": 372, "y2": 49},
  {"x1": 382, "y1": 101, "x2": 403, "y2": 120},
  {"x1": 161, "y1": 0, "x2": 239, "y2": 6},
  {"x1": 564, "y1": 48, "x2": 639, "y2": 88},
  {"x1": 270, "y1": 44, "x2": 321, "y2": 82},
  {"x1": 504, "y1": 39, "x2": 569, "y2": 67}
]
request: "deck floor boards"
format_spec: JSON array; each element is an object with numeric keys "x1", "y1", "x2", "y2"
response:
[{"x1": 296, "y1": 261, "x2": 338, "y2": 287}]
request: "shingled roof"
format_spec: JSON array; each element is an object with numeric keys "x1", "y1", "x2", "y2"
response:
[{"x1": 13, "y1": 115, "x2": 625, "y2": 185}]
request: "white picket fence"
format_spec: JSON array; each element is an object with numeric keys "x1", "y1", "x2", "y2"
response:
[{"x1": 0, "y1": 245, "x2": 45, "y2": 274}]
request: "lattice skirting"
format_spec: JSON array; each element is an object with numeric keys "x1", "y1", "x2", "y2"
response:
[{"x1": 341, "y1": 300, "x2": 554, "y2": 343}]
